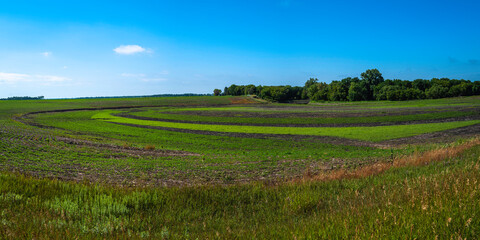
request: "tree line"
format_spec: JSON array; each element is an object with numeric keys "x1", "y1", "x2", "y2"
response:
[
  {"x1": 214, "y1": 69, "x2": 480, "y2": 102},
  {"x1": 0, "y1": 96, "x2": 44, "y2": 100}
]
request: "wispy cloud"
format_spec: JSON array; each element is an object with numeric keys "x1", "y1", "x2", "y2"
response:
[
  {"x1": 121, "y1": 73, "x2": 146, "y2": 78},
  {"x1": 41, "y1": 51, "x2": 52, "y2": 57},
  {"x1": 0, "y1": 72, "x2": 70, "y2": 85},
  {"x1": 140, "y1": 77, "x2": 167, "y2": 82},
  {"x1": 121, "y1": 72, "x2": 168, "y2": 82},
  {"x1": 114, "y1": 45, "x2": 147, "y2": 55}
]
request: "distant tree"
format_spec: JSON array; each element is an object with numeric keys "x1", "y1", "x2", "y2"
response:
[
  {"x1": 2, "y1": 96, "x2": 45, "y2": 100},
  {"x1": 213, "y1": 89, "x2": 222, "y2": 96},
  {"x1": 430, "y1": 78, "x2": 451, "y2": 88},
  {"x1": 302, "y1": 78, "x2": 318, "y2": 99},
  {"x1": 426, "y1": 85, "x2": 449, "y2": 99},
  {"x1": 288, "y1": 86, "x2": 304, "y2": 100},
  {"x1": 260, "y1": 86, "x2": 291, "y2": 102},
  {"x1": 448, "y1": 82, "x2": 473, "y2": 97},
  {"x1": 308, "y1": 82, "x2": 328, "y2": 101},
  {"x1": 361, "y1": 69, "x2": 384, "y2": 100},
  {"x1": 348, "y1": 81, "x2": 368, "y2": 101},
  {"x1": 412, "y1": 79, "x2": 431, "y2": 92},
  {"x1": 244, "y1": 84, "x2": 256, "y2": 95},
  {"x1": 327, "y1": 81, "x2": 348, "y2": 101},
  {"x1": 473, "y1": 82, "x2": 480, "y2": 95}
]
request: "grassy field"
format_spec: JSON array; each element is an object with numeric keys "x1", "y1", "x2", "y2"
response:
[
  {"x1": 129, "y1": 108, "x2": 479, "y2": 125},
  {"x1": 1, "y1": 95, "x2": 479, "y2": 238}
]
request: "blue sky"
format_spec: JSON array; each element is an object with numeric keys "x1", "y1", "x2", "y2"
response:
[{"x1": 0, "y1": 0, "x2": 479, "y2": 98}]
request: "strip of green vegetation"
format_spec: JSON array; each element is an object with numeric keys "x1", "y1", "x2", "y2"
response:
[
  {"x1": 32, "y1": 110, "x2": 394, "y2": 161},
  {"x1": 1, "y1": 142, "x2": 479, "y2": 239},
  {"x1": 93, "y1": 111, "x2": 480, "y2": 142},
  {"x1": 131, "y1": 109, "x2": 478, "y2": 125}
]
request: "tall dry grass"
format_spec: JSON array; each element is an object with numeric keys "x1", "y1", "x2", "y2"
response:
[{"x1": 299, "y1": 138, "x2": 480, "y2": 182}]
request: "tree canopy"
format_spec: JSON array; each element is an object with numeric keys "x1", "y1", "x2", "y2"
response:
[{"x1": 216, "y1": 69, "x2": 480, "y2": 102}]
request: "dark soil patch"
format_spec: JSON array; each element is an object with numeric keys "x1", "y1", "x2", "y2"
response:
[
  {"x1": 54, "y1": 136, "x2": 200, "y2": 157},
  {"x1": 382, "y1": 123, "x2": 480, "y2": 146}
]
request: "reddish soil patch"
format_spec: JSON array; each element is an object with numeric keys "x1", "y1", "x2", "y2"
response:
[{"x1": 229, "y1": 96, "x2": 260, "y2": 104}]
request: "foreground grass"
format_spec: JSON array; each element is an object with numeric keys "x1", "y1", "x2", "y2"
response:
[{"x1": 1, "y1": 140, "x2": 479, "y2": 239}]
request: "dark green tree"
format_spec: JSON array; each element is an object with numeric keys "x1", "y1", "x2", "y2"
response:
[
  {"x1": 302, "y1": 78, "x2": 318, "y2": 99},
  {"x1": 426, "y1": 85, "x2": 449, "y2": 99},
  {"x1": 361, "y1": 69, "x2": 384, "y2": 100},
  {"x1": 348, "y1": 81, "x2": 368, "y2": 101},
  {"x1": 213, "y1": 89, "x2": 222, "y2": 96}
]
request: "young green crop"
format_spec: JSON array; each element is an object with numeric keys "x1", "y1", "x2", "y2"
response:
[
  {"x1": 130, "y1": 108, "x2": 478, "y2": 125},
  {"x1": 93, "y1": 111, "x2": 480, "y2": 142}
]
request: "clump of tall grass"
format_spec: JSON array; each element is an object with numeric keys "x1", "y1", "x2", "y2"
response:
[{"x1": 144, "y1": 144, "x2": 156, "y2": 151}]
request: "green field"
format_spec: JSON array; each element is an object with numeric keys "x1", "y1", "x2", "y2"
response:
[{"x1": 1, "y1": 95, "x2": 480, "y2": 238}]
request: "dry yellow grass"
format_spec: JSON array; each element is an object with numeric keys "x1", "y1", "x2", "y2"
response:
[
  {"x1": 299, "y1": 138, "x2": 480, "y2": 183},
  {"x1": 144, "y1": 144, "x2": 156, "y2": 151}
]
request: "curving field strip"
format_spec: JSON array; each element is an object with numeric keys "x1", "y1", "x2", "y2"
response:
[
  {"x1": 93, "y1": 111, "x2": 480, "y2": 142},
  {"x1": 119, "y1": 111, "x2": 480, "y2": 127}
]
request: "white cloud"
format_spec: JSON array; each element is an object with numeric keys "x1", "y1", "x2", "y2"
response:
[
  {"x1": 0, "y1": 72, "x2": 30, "y2": 83},
  {"x1": 121, "y1": 73, "x2": 167, "y2": 82},
  {"x1": 121, "y1": 73, "x2": 146, "y2": 78},
  {"x1": 0, "y1": 72, "x2": 70, "y2": 85},
  {"x1": 41, "y1": 51, "x2": 52, "y2": 57},
  {"x1": 36, "y1": 75, "x2": 70, "y2": 82},
  {"x1": 114, "y1": 45, "x2": 146, "y2": 55},
  {"x1": 140, "y1": 77, "x2": 167, "y2": 82}
]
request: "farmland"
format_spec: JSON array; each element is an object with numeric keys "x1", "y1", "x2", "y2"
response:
[{"x1": 1, "y1": 95, "x2": 480, "y2": 238}]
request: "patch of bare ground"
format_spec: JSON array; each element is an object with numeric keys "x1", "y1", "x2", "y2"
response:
[
  {"x1": 55, "y1": 136, "x2": 200, "y2": 157},
  {"x1": 381, "y1": 123, "x2": 480, "y2": 146},
  {"x1": 229, "y1": 96, "x2": 261, "y2": 104}
]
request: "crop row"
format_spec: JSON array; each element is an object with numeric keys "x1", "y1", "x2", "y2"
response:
[
  {"x1": 129, "y1": 108, "x2": 479, "y2": 125},
  {"x1": 92, "y1": 111, "x2": 480, "y2": 142}
]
